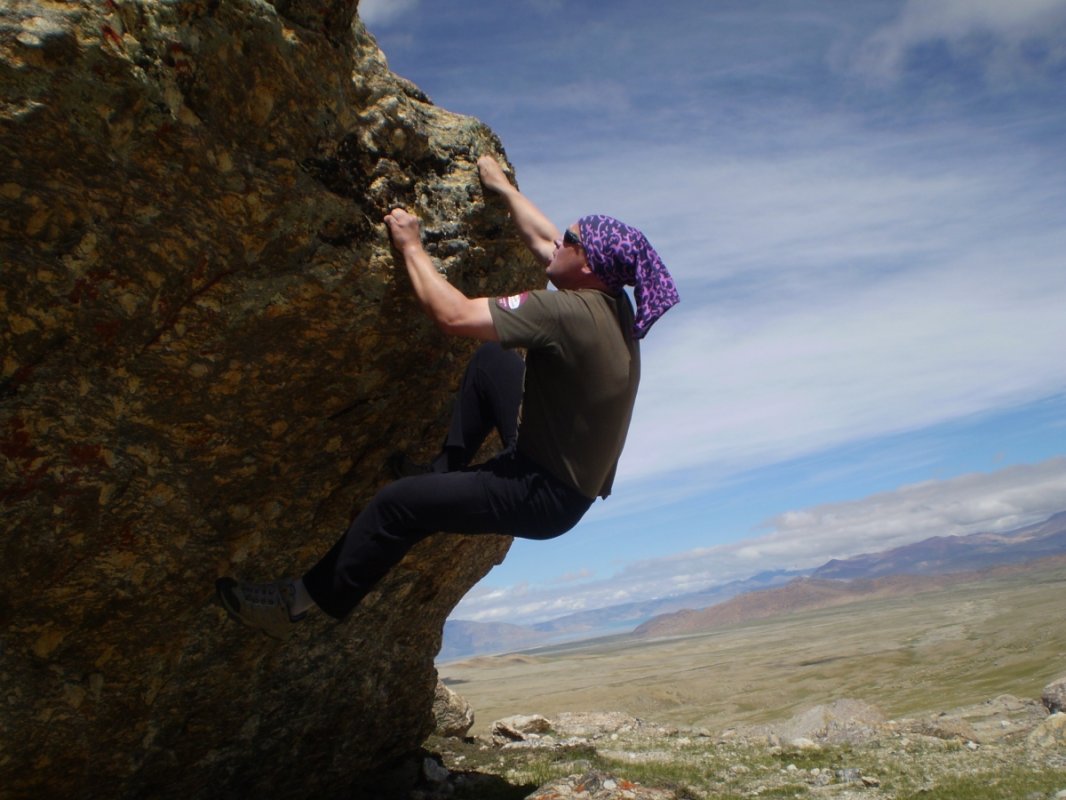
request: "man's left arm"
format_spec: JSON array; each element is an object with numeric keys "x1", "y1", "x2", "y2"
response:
[{"x1": 384, "y1": 208, "x2": 499, "y2": 341}]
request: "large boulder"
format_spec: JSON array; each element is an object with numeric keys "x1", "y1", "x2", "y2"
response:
[
  {"x1": 432, "y1": 680, "x2": 474, "y2": 739},
  {"x1": 0, "y1": 0, "x2": 540, "y2": 797}
]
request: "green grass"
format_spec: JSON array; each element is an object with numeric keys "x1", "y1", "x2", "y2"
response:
[
  {"x1": 896, "y1": 767, "x2": 1066, "y2": 799},
  {"x1": 434, "y1": 732, "x2": 1066, "y2": 800}
]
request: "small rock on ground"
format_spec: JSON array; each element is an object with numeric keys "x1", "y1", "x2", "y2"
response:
[{"x1": 524, "y1": 770, "x2": 678, "y2": 800}]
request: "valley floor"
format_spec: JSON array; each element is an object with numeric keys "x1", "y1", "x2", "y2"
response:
[{"x1": 430, "y1": 561, "x2": 1066, "y2": 799}]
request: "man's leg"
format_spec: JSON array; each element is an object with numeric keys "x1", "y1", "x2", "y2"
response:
[
  {"x1": 437, "y1": 341, "x2": 525, "y2": 468},
  {"x1": 217, "y1": 457, "x2": 590, "y2": 635},
  {"x1": 391, "y1": 342, "x2": 524, "y2": 477},
  {"x1": 302, "y1": 454, "x2": 591, "y2": 620},
  {"x1": 219, "y1": 348, "x2": 535, "y2": 637}
]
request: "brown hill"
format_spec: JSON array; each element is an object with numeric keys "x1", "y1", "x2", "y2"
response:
[
  {"x1": 813, "y1": 510, "x2": 1066, "y2": 579},
  {"x1": 633, "y1": 556, "x2": 1066, "y2": 638}
]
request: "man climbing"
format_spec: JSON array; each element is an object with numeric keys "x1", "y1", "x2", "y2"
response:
[{"x1": 216, "y1": 156, "x2": 680, "y2": 639}]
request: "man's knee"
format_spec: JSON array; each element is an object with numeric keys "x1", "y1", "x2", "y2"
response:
[{"x1": 371, "y1": 478, "x2": 418, "y2": 520}]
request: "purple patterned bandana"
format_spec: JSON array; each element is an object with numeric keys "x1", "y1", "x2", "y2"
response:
[{"x1": 577, "y1": 215, "x2": 680, "y2": 339}]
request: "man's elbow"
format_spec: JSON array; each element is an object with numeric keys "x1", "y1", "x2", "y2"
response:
[
  {"x1": 435, "y1": 315, "x2": 462, "y2": 336},
  {"x1": 434, "y1": 300, "x2": 498, "y2": 341}
]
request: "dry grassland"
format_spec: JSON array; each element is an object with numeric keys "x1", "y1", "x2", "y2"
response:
[{"x1": 440, "y1": 562, "x2": 1066, "y2": 736}]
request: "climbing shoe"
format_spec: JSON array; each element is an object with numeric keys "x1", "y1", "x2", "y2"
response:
[{"x1": 215, "y1": 577, "x2": 305, "y2": 641}]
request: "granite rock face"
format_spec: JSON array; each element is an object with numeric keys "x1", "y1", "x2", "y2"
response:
[{"x1": 0, "y1": 0, "x2": 540, "y2": 797}]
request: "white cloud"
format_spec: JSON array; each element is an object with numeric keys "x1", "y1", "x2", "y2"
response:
[
  {"x1": 518, "y1": 123, "x2": 1066, "y2": 512},
  {"x1": 621, "y1": 246, "x2": 1066, "y2": 482},
  {"x1": 851, "y1": 0, "x2": 1066, "y2": 82},
  {"x1": 359, "y1": 0, "x2": 420, "y2": 27},
  {"x1": 736, "y1": 459, "x2": 1066, "y2": 564},
  {"x1": 552, "y1": 568, "x2": 595, "y2": 584},
  {"x1": 452, "y1": 458, "x2": 1066, "y2": 625}
]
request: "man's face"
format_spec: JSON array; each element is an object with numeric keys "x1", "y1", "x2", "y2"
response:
[{"x1": 546, "y1": 224, "x2": 591, "y2": 289}]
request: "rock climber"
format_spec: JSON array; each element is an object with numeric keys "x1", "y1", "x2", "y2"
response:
[{"x1": 216, "y1": 156, "x2": 679, "y2": 639}]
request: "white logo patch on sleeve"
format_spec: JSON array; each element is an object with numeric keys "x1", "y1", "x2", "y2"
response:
[{"x1": 496, "y1": 292, "x2": 529, "y2": 311}]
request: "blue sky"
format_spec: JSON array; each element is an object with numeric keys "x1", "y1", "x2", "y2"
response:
[{"x1": 360, "y1": 0, "x2": 1066, "y2": 625}]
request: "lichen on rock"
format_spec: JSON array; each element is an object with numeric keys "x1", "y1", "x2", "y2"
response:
[{"x1": 0, "y1": 1, "x2": 540, "y2": 797}]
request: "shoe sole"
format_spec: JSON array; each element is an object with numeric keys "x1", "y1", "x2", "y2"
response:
[{"x1": 215, "y1": 577, "x2": 289, "y2": 641}]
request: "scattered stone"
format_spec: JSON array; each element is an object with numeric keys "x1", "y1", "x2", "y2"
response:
[
  {"x1": 737, "y1": 699, "x2": 887, "y2": 751},
  {"x1": 524, "y1": 770, "x2": 678, "y2": 800},
  {"x1": 810, "y1": 770, "x2": 833, "y2": 787},
  {"x1": 898, "y1": 695, "x2": 1047, "y2": 744},
  {"x1": 921, "y1": 715, "x2": 980, "y2": 742},
  {"x1": 553, "y1": 712, "x2": 650, "y2": 738},
  {"x1": 1043, "y1": 677, "x2": 1066, "y2": 714},
  {"x1": 427, "y1": 685, "x2": 1066, "y2": 800},
  {"x1": 492, "y1": 714, "x2": 553, "y2": 746},
  {"x1": 1028, "y1": 713, "x2": 1066, "y2": 750},
  {"x1": 773, "y1": 699, "x2": 887, "y2": 746}
]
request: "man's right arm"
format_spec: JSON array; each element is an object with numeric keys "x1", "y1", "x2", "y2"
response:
[{"x1": 478, "y1": 156, "x2": 558, "y2": 266}]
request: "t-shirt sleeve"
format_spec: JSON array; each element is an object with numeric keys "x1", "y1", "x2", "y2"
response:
[{"x1": 488, "y1": 290, "x2": 561, "y2": 351}]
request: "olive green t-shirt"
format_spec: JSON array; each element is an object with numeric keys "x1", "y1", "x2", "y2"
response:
[{"x1": 488, "y1": 288, "x2": 641, "y2": 500}]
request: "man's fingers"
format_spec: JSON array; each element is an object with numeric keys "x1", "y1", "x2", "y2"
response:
[
  {"x1": 478, "y1": 157, "x2": 502, "y2": 180},
  {"x1": 477, "y1": 156, "x2": 512, "y2": 195},
  {"x1": 385, "y1": 208, "x2": 417, "y2": 225},
  {"x1": 383, "y1": 208, "x2": 422, "y2": 251}
]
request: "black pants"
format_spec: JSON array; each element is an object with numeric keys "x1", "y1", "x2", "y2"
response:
[{"x1": 302, "y1": 343, "x2": 594, "y2": 620}]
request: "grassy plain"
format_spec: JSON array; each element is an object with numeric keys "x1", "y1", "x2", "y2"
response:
[{"x1": 439, "y1": 561, "x2": 1066, "y2": 736}]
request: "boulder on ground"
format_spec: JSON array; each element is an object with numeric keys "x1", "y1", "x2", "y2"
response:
[
  {"x1": 1042, "y1": 676, "x2": 1066, "y2": 714},
  {"x1": 491, "y1": 713, "x2": 553, "y2": 746},
  {"x1": 434, "y1": 680, "x2": 475, "y2": 738},
  {"x1": 753, "y1": 699, "x2": 886, "y2": 746},
  {"x1": 1027, "y1": 713, "x2": 1066, "y2": 750}
]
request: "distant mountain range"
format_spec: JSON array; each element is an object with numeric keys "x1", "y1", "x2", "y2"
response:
[
  {"x1": 811, "y1": 511, "x2": 1066, "y2": 579},
  {"x1": 439, "y1": 568, "x2": 803, "y2": 661},
  {"x1": 439, "y1": 511, "x2": 1066, "y2": 660}
]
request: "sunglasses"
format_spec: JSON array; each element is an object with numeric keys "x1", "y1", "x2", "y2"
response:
[{"x1": 562, "y1": 228, "x2": 583, "y2": 247}]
